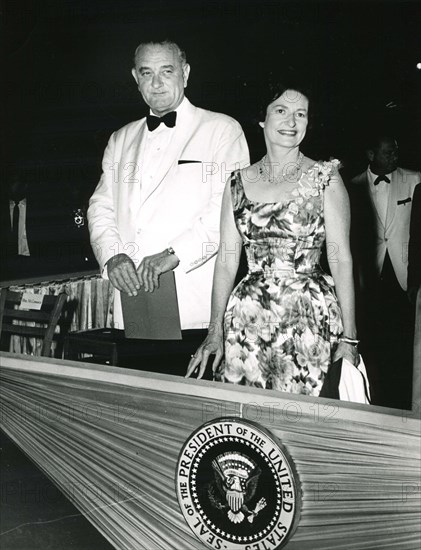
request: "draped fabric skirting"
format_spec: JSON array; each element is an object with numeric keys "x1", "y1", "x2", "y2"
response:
[{"x1": 0, "y1": 353, "x2": 420, "y2": 549}]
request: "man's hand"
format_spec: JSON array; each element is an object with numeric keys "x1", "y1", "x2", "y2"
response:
[
  {"x1": 137, "y1": 250, "x2": 180, "y2": 292},
  {"x1": 107, "y1": 253, "x2": 141, "y2": 296}
]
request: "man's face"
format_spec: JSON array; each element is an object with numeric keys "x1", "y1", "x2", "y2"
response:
[
  {"x1": 131, "y1": 44, "x2": 190, "y2": 116},
  {"x1": 368, "y1": 139, "x2": 398, "y2": 175},
  {"x1": 8, "y1": 178, "x2": 27, "y2": 201}
]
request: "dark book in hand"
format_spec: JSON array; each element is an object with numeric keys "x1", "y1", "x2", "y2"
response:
[{"x1": 121, "y1": 271, "x2": 182, "y2": 340}]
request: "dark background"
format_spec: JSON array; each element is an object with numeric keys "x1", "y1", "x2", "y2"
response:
[
  {"x1": 0, "y1": 4, "x2": 419, "y2": 546},
  {"x1": 1, "y1": 0, "x2": 421, "y2": 278}
]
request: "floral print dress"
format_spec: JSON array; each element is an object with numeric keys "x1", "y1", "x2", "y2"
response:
[{"x1": 217, "y1": 160, "x2": 344, "y2": 396}]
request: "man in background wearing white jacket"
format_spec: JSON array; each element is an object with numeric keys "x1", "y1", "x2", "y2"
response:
[{"x1": 351, "y1": 133, "x2": 420, "y2": 408}]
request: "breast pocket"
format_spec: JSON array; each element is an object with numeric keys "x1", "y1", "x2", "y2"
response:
[
  {"x1": 173, "y1": 163, "x2": 207, "y2": 195},
  {"x1": 160, "y1": 163, "x2": 209, "y2": 222}
]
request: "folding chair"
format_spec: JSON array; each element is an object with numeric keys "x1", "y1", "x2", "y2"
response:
[{"x1": 0, "y1": 289, "x2": 67, "y2": 357}]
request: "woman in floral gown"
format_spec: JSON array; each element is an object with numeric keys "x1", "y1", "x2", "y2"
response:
[{"x1": 186, "y1": 83, "x2": 358, "y2": 396}]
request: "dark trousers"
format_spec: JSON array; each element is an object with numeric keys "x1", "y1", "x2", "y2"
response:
[
  {"x1": 117, "y1": 329, "x2": 212, "y2": 379},
  {"x1": 362, "y1": 253, "x2": 414, "y2": 409}
]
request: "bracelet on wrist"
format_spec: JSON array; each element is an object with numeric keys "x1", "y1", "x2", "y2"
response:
[{"x1": 339, "y1": 336, "x2": 360, "y2": 347}]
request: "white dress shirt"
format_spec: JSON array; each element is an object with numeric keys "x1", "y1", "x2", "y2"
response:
[
  {"x1": 140, "y1": 98, "x2": 187, "y2": 201},
  {"x1": 9, "y1": 198, "x2": 30, "y2": 256},
  {"x1": 367, "y1": 167, "x2": 392, "y2": 227}
]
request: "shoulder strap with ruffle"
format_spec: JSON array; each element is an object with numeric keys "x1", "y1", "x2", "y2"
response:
[
  {"x1": 311, "y1": 159, "x2": 341, "y2": 193},
  {"x1": 230, "y1": 169, "x2": 246, "y2": 210}
]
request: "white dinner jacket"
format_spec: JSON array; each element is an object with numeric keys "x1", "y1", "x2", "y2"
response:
[
  {"x1": 88, "y1": 98, "x2": 249, "y2": 329},
  {"x1": 352, "y1": 167, "x2": 421, "y2": 290}
]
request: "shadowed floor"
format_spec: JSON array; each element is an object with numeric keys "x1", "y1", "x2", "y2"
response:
[{"x1": 0, "y1": 430, "x2": 114, "y2": 550}]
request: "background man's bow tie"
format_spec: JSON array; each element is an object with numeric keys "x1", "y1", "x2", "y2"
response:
[
  {"x1": 374, "y1": 175, "x2": 391, "y2": 186},
  {"x1": 146, "y1": 111, "x2": 177, "y2": 131}
]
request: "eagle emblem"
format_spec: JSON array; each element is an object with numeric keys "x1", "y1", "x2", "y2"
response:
[{"x1": 209, "y1": 452, "x2": 267, "y2": 524}]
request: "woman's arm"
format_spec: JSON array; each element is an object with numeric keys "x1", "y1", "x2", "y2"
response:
[
  {"x1": 186, "y1": 178, "x2": 243, "y2": 378},
  {"x1": 324, "y1": 172, "x2": 359, "y2": 365}
]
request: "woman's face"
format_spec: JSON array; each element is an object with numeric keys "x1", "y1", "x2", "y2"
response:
[{"x1": 260, "y1": 89, "x2": 309, "y2": 149}]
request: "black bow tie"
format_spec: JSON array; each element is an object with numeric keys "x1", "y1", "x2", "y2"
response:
[
  {"x1": 373, "y1": 175, "x2": 390, "y2": 186},
  {"x1": 146, "y1": 111, "x2": 177, "y2": 131}
]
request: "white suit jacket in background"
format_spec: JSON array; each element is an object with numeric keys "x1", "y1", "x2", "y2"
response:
[
  {"x1": 88, "y1": 98, "x2": 250, "y2": 329},
  {"x1": 351, "y1": 167, "x2": 421, "y2": 290}
]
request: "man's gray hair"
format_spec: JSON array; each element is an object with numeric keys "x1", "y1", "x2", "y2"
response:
[{"x1": 133, "y1": 40, "x2": 187, "y2": 67}]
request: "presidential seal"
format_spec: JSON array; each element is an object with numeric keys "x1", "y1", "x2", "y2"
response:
[{"x1": 176, "y1": 417, "x2": 301, "y2": 550}]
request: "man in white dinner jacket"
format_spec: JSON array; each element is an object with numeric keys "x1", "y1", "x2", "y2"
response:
[
  {"x1": 351, "y1": 135, "x2": 420, "y2": 292},
  {"x1": 350, "y1": 133, "x2": 420, "y2": 408},
  {"x1": 88, "y1": 39, "x2": 249, "y2": 373}
]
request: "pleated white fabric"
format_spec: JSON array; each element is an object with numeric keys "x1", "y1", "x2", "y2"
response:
[{"x1": 1, "y1": 353, "x2": 420, "y2": 550}]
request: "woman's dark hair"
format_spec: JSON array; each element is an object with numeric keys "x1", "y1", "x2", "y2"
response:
[{"x1": 256, "y1": 73, "x2": 314, "y2": 127}]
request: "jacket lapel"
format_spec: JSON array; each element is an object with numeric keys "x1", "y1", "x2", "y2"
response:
[
  {"x1": 384, "y1": 170, "x2": 398, "y2": 231},
  {"x1": 125, "y1": 120, "x2": 147, "y2": 219},
  {"x1": 360, "y1": 171, "x2": 386, "y2": 230}
]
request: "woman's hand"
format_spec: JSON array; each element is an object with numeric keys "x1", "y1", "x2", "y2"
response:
[
  {"x1": 186, "y1": 330, "x2": 224, "y2": 380},
  {"x1": 333, "y1": 341, "x2": 359, "y2": 367}
]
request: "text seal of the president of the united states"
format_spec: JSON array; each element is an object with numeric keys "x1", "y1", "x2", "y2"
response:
[{"x1": 176, "y1": 417, "x2": 301, "y2": 549}]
